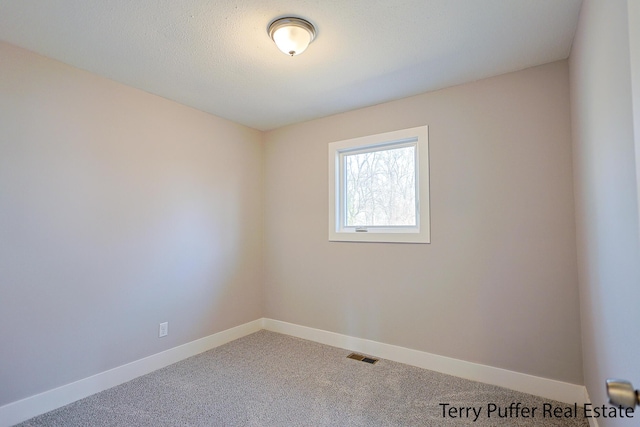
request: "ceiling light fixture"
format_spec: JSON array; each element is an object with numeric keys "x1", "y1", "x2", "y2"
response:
[{"x1": 268, "y1": 17, "x2": 316, "y2": 56}]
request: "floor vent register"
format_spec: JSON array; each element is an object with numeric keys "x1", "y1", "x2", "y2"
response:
[{"x1": 346, "y1": 353, "x2": 379, "y2": 364}]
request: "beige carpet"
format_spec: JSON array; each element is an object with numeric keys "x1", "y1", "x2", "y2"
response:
[{"x1": 17, "y1": 330, "x2": 589, "y2": 426}]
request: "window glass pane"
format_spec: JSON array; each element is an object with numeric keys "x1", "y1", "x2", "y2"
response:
[{"x1": 344, "y1": 145, "x2": 416, "y2": 227}]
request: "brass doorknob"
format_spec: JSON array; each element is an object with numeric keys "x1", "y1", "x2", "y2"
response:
[{"x1": 606, "y1": 379, "x2": 640, "y2": 409}]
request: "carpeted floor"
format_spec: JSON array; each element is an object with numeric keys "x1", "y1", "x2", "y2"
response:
[{"x1": 17, "y1": 330, "x2": 589, "y2": 426}]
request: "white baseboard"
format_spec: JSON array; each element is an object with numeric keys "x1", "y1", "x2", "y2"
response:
[
  {"x1": 584, "y1": 388, "x2": 600, "y2": 427},
  {"x1": 0, "y1": 319, "x2": 263, "y2": 427},
  {"x1": 1, "y1": 317, "x2": 589, "y2": 426},
  {"x1": 263, "y1": 318, "x2": 587, "y2": 405}
]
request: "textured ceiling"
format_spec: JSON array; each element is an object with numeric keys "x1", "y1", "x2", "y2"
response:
[{"x1": 0, "y1": 0, "x2": 583, "y2": 131}]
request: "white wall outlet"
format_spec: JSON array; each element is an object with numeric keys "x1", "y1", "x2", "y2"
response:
[{"x1": 159, "y1": 322, "x2": 168, "y2": 338}]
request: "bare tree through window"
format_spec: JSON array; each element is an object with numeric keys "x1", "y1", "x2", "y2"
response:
[{"x1": 344, "y1": 145, "x2": 416, "y2": 227}]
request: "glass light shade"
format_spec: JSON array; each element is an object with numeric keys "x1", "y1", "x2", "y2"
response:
[
  {"x1": 273, "y1": 26, "x2": 311, "y2": 56},
  {"x1": 268, "y1": 17, "x2": 316, "y2": 56}
]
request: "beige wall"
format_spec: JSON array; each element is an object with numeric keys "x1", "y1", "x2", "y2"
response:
[
  {"x1": 1, "y1": 36, "x2": 587, "y2": 409},
  {"x1": 264, "y1": 60, "x2": 583, "y2": 384},
  {"x1": 570, "y1": 0, "x2": 640, "y2": 424},
  {"x1": 0, "y1": 42, "x2": 264, "y2": 405}
]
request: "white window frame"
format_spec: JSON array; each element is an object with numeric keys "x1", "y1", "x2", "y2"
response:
[{"x1": 328, "y1": 126, "x2": 430, "y2": 243}]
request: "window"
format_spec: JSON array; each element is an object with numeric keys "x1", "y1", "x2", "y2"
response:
[{"x1": 328, "y1": 126, "x2": 430, "y2": 243}]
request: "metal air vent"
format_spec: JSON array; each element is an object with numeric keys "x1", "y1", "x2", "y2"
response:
[{"x1": 347, "y1": 353, "x2": 378, "y2": 364}]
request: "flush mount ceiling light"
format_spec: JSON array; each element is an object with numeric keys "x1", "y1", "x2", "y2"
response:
[{"x1": 268, "y1": 17, "x2": 316, "y2": 56}]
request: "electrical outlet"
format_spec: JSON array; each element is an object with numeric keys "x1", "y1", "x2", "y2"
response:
[{"x1": 159, "y1": 322, "x2": 168, "y2": 338}]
